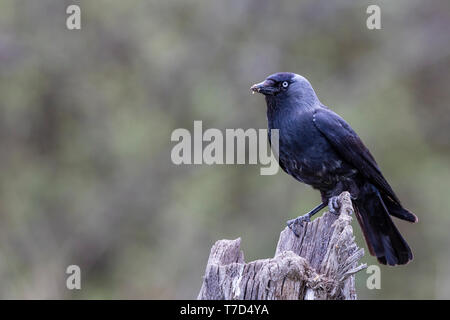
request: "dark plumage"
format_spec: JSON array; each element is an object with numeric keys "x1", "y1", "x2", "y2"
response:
[{"x1": 251, "y1": 72, "x2": 417, "y2": 266}]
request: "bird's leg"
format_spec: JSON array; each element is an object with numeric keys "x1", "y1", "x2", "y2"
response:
[
  {"x1": 328, "y1": 196, "x2": 340, "y2": 215},
  {"x1": 287, "y1": 202, "x2": 327, "y2": 237}
]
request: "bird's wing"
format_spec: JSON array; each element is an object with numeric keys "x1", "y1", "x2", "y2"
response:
[{"x1": 312, "y1": 107, "x2": 400, "y2": 204}]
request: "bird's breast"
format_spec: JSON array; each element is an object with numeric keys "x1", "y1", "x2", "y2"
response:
[{"x1": 268, "y1": 109, "x2": 353, "y2": 189}]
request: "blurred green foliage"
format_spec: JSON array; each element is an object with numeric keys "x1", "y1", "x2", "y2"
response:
[{"x1": 0, "y1": 0, "x2": 449, "y2": 299}]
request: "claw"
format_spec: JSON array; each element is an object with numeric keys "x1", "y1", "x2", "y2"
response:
[
  {"x1": 286, "y1": 202, "x2": 327, "y2": 237},
  {"x1": 328, "y1": 196, "x2": 340, "y2": 215},
  {"x1": 287, "y1": 215, "x2": 311, "y2": 237}
]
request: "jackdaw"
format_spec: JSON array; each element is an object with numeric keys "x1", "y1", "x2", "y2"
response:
[{"x1": 251, "y1": 72, "x2": 417, "y2": 266}]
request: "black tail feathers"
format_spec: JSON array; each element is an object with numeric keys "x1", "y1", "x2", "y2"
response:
[
  {"x1": 354, "y1": 183, "x2": 414, "y2": 266},
  {"x1": 382, "y1": 194, "x2": 418, "y2": 223}
]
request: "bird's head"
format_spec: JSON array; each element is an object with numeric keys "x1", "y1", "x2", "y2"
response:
[{"x1": 251, "y1": 72, "x2": 319, "y2": 107}]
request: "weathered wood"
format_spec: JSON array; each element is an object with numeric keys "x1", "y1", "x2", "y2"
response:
[{"x1": 197, "y1": 191, "x2": 366, "y2": 300}]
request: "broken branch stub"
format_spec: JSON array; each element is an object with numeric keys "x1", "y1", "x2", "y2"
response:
[{"x1": 197, "y1": 191, "x2": 366, "y2": 300}]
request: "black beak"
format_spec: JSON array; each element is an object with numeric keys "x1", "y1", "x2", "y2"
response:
[{"x1": 250, "y1": 80, "x2": 278, "y2": 96}]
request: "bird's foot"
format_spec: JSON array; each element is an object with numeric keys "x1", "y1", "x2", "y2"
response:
[
  {"x1": 286, "y1": 214, "x2": 311, "y2": 237},
  {"x1": 328, "y1": 196, "x2": 340, "y2": 215}
]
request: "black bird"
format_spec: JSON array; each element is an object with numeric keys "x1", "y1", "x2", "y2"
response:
[{"x1": 251, "y1": 72, "x2": 417, "y2": 266}]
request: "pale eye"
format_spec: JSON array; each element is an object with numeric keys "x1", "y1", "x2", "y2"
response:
[{"x1": 282, "y1": 81, "x2": 289, "y2": 88}]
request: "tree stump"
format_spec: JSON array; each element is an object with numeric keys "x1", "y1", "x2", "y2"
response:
[{"x1": 197, "y1": 191, "x2": 366, "y2": 300}]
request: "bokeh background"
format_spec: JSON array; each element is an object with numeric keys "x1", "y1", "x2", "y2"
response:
[{"x1": 0, "y1": 0, "x2": 449, "y2": 299}]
